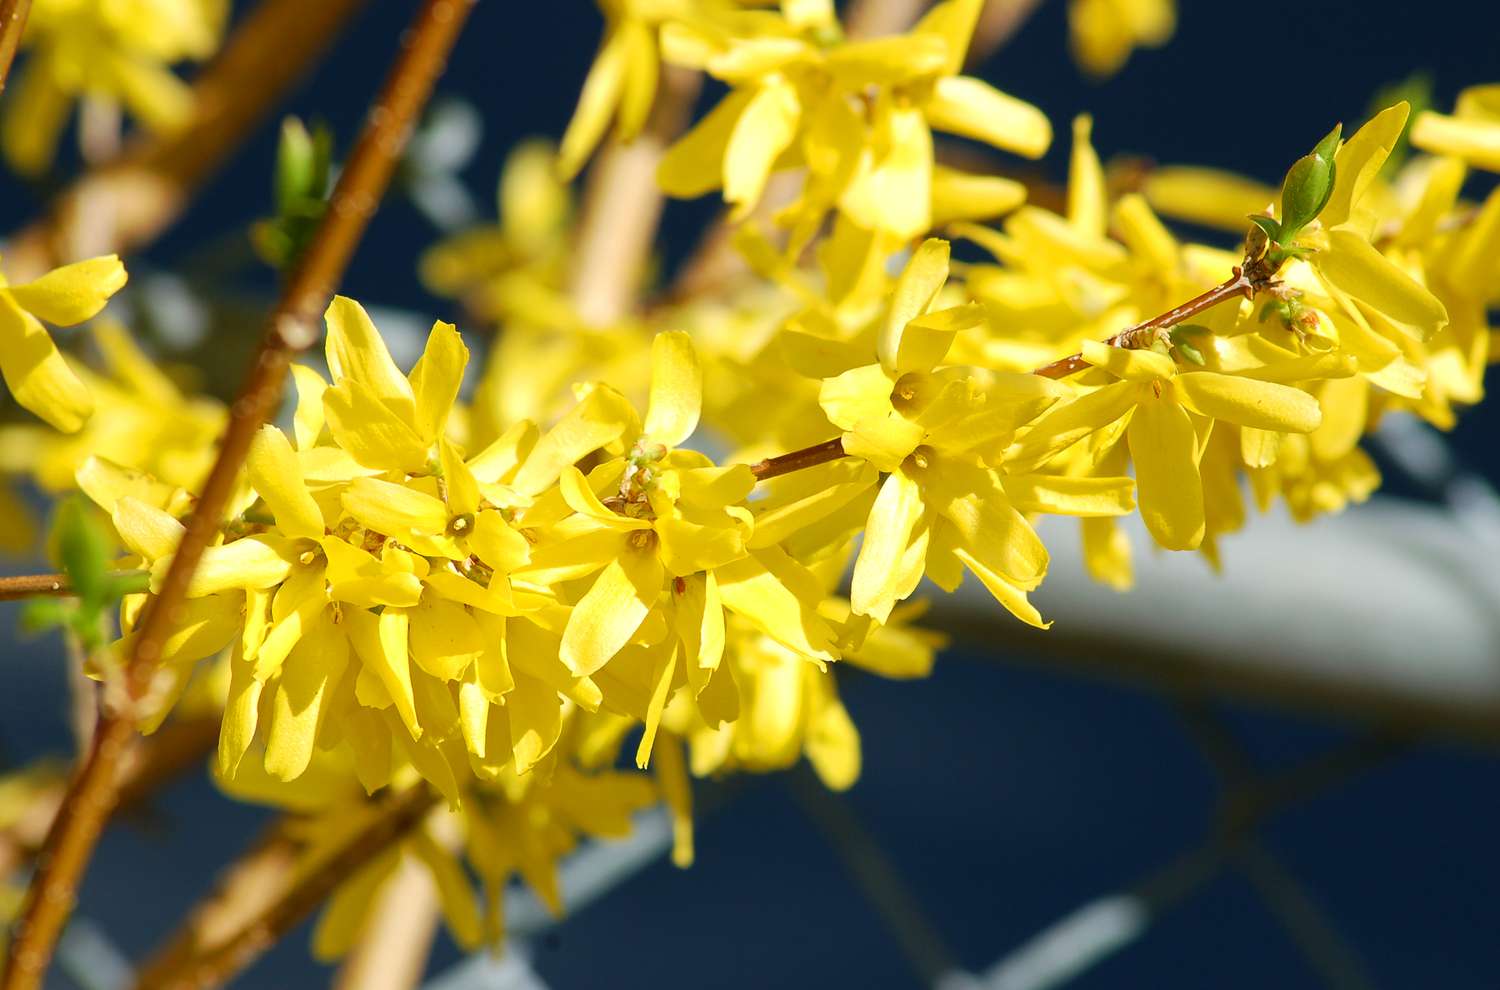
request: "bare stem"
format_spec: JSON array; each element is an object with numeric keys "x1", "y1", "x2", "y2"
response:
[
  {"x1": 135, "y1": 786, "x2": 438, "y2": 990},
  {"x1": 749, "y1": 438, "x2": 848, "y2": 481},
  {"x1": 0, "y1": 0, "x2": 29, "y2": 98},
  {"x1": 1033, "y1": 268, "x2": 1257, "y2": 379},
  {"x1": 0, "y1": 571, "x2": 147, "y2": 602},
  {"x1": 0, "y1": 4, "x2": 473, "y2": 986}
]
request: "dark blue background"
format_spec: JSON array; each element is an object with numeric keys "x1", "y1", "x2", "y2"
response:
[{"x1": 3, "y1": 1, "x2": 1499, "y2": 987}]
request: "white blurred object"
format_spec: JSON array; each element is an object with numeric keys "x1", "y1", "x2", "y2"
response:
[{"x1": 937, "y1": 495, "x2": 1500, "y2": 743}]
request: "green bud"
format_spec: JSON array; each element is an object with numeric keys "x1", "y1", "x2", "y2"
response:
[
  {"x1": 275, "y1": 117, "x2": 317, "y2": 216},
  {"x1": 53, "y1": 497, "x2": 111, "y2": 606},
  {"x1": 1170, "y1": 324, "x2": 1210, "y2": 365},
  {"x1": 1247, "y1": 214, "x2": 1281, "y2": 246},
  {"x1": 1277, "y1": 123, "x2": 1341, "y2": 244}
]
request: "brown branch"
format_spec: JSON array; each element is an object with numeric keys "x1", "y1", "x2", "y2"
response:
[
  {"x1": 136, "y1": 786, "x2": 438, "y2": 990},
  {"x1": 0, "y1": 571, "x2": 149, "y2": 602},
  {"x1": 1033, "y1": 268, "x2": 1257, "y2": 379},
  {"x1": 0, "y1": 4, "x2": 474, "y2": 986},
  {"x1": 0, "y1": 0, "x2": 30, "y2": 99},
  {"x1": 749, "y1": 437, "x2": 848, "y2": 481},
  {"x1": 2, "y1": 0, "x2": 365, "y2": 279}
]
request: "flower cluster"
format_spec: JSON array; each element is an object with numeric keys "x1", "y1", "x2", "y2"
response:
[
  {"x1": 1, "y1": 0, "x2": 226, "y2": 174},
  {"x1": 0, "y1": 0, "x2": 1494, "y2": 966}
]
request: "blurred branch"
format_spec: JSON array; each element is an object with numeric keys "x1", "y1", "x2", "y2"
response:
[
  {"x1": 135, "y1": 785, "x2": 438, "y2": 990},
  {"x1": 569, "y1": 64, "x2": 702, "y2": 326},
  {"x1": 332, "y1": 841, "x2": 443, "y2": 990},
  {"x1": 0, "y1": 0, "x2": 29, "y2": 99},
  {"x1": 0, "y1": 571, "x2": 147, "y2": 601},
  {"x1": 1, "y1": 3, "x2": 474, "y2": 985},
  {"x1": 2, "y1": 0, "x2": 365, "y2": 279}
]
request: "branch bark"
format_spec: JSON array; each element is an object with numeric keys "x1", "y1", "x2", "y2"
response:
[
  {"x1": 0, "y1": 3, "x2": 474, "y2": 986},
  {"x1": 135, "y1": 786, "x2": 438, "y2": 990},
  {"x1": 0, "y1": 0, "x2": 30, "y2": 99}
]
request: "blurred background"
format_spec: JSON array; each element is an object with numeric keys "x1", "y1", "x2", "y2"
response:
[{"x1": 4, "y1": 1, "x2": 1500, "y2": 987}]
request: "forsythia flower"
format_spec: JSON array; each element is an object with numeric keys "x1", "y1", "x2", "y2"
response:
[
  {"x1": 657, "y1": 0, "x2": 1049, "y2": 242},
  {"x1": 1, "y1": 0, "x2": 227, "y2": 174},
  {"x1": 1067, "y1": 0, "x2": 1174, "y2": 77},
  {"x1": 0, "y1": 254, "x2": 127, "y2": 432}
]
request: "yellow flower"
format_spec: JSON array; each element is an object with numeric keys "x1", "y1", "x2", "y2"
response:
[
  {"x1": 1008, "y1": 341, "x2": 1322, "y2": 550},
  {"x1": 657, "y1": 0, "x2": 1050, "y2": 240},
  {"x1": 0, "y1": 255, "x2": 127, "y2": 432},
  {"x1": 1, "y1": 0, "x2": 226, "y2": 174},
  {"x1": 1067, "y1": 0, "x2": 1174, "y2": 77}
]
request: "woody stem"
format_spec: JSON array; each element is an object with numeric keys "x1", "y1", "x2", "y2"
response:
[
  {"x1": 1033, "y1": 268, "x2": 1257, "y2": 379},
  {"x1": 0, "y1": 3, "x2": 473, "y2": 987}
]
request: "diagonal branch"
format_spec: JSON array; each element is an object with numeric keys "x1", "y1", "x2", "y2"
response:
[
  {"x1": 0, "y1": 4, "x2": 474, "y2": 987},
  {"x1": 0, "y1": 0, "x2": 30, "y2": 98}
]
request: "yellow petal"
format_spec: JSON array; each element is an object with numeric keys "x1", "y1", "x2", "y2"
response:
[
  {"x1": 112, "y1": 495, "x2": 184, "y2": 561},
  {"x1": 290, "y1": 364, "x2": 328, "y2": 450},
  {"x1": 409, "y1": 594, "x2": 486, "y2": 681},
  {"x1": 838, "y1": 104, "x2": 933, "y2": 239},
  {"x1": 803, "y1": 671, "x2": 860, "y2": 790},
  {"x1": 153, "y1": 536, "x2": 295, "y2": 596},
  {"x1": 1411, "y1": 110, "x2": 1500, "y2": 172},
  {"x1": 923, "y1": 76, "x2": 1050, "y2": 159},
  {"x1": 1126, "y1": 397, "x2": 1203, "y2": 550},
  {"x1": 511, "y1": 386, "x2": 638, "y2": 496},
  {"x1": 408, "y1": 320, "x2": 468, "y2": 444},
  {"x1": 724, "y1": 78, "x2": 801, "y2": 217},
  {"x1": 717, "y1": 546, "x2": 839, "y2": 665},
  {"x1": 952, "y1": 545, "x2": 1049, "y2": 628},
  {"x1": 342, "y1": 477, "x2": 450, "y2": 540},
  {"x1": 658, "y1": 88, "x2": 754, "y2": 198},
  {"x1": 264, "y1": 610, "x2": 349, "y2": 781},
  {"x1": 248, "y1": 425, "x2": 324, "y2": 540},
  {"x1": 878, "y1": 238, "x2": 949, "y2": 375},
  {"x1": 1004, "y1": 380, "x2": 1137, "y2": 471},
  {"x1": 323, "y1": 378, "x2": 430, "y2": 473},
  {"x1": 1067, "y1": 115, "x2": 1106, "y2": 237},
  {"x1": 1316, "y1": 229, "x2": 1448, "y2": 339},
  {"x1": 1174, "y1": 372, "x2": 1321, "y2": 433},
  {"x1": 643, "y1": 331, "x2": 702, "y2": 447},
  {"x1": 634, "y1": 648, "x2": 677, "y2": 769},
  {"x1": 558, "y1": 26, "x2": 629, "y2": 180},
  {"x1": 6, "y1": 256, "x2": 128, "y2": 326},
  {"x1": 930, "y1": 165, "x2": 1027, "y2": 226},
  {"x1": 1081, "y1": 339, "x2": 1175, "y2": 382},
  {"x1": 347, "y1": 607, "x2": 420, "y2": 740},
  {"x1": 1003, "y1": 474, "x2": 1136, "y2": 517},
  {"x1": 467, "y1": 510, "x2": 532, "y2": 573},
  {"x1": 1322, "y1": 102, "x2": 1409, "y2": 228},
  {"x1": 559, "y1": 547, "x2": 663, "y2": 676},
  {"x1": 410, "y1": 833, "x2": 483, "y2": 950},
  {"x1": 851, "y1": 471, "x2": 925, "y2": 623},
  {"x1": 0, "y1": 294, "x2": 93, "y2": 432},
  {"x1": 1143, "y1": 166, "x2": 1275, "y2": 232},
  {"x1": 324, "y1": 296, "x2": 416, "y2": 418},
  {"x1": 217, "y1": 643, "x2": 262, "y2": 779}
]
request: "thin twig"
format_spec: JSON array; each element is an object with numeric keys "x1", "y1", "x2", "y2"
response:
[
  {"x1": 0, "y1": 4, "x2": 473, "y2": 986},
  {"x1": 2, "y1": 0, "x2": 365, "y2": 279},
  {"x1": 0, "y1": 571, "x2": 147, "y2": 602},
  {"x1": 1032, "y1": 268, "x2": 1255, "y2": 379},
  {"x1": 0, "y1": 0, "x2": 30, "y2": 98},
  {"x1": 748, "y1": 437, "x2": 847, "y2": 481},
  {"x1": 137, "y1": 786, "x2": 439, "y2": 990}
]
